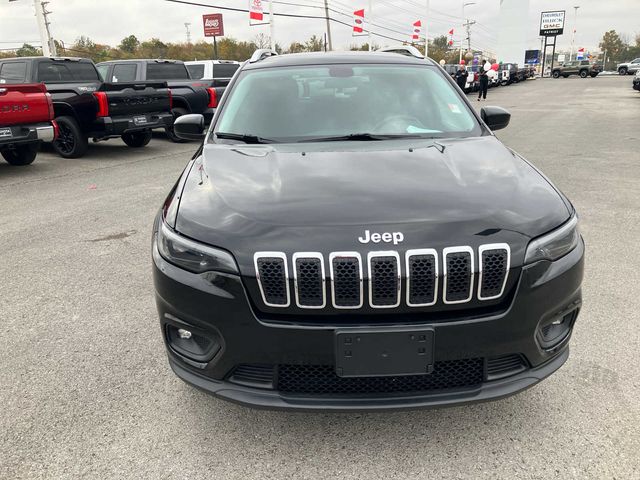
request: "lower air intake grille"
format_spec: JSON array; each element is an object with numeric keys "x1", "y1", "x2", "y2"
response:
[
  {"x1": 256, "y1": 256, "x2": 288, "y2": 306},
  {"x1": 228, "y1": 364, "x2": 275, "y2": 389},
  {"x1": 444, "y1": 249, "x2": 473, "y2": 303},
  {"x1": 369, "y1": 255, "x2": 400, "y2": 307},
  {"x1": 276, "y1": 358, "x2": 484, "y2": 396},
  {"x1": 331, "y1": 255, "x2": 361, "y2": 308},
  {"x1": 486, "y1": 354, "x2": 527, "y2": 380},
  {"x1": 480, "y1": 246, "x2": 509, "y2": 299}
]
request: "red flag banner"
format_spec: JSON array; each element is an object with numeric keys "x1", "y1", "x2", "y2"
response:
[
  {"x1": 249, "y1": 0, "x2": 263, "y2": 22},
  {"x1": 448, "y1": 28, "x2": 454, "y2": 46},
  {"x1": 412, "y1": 20, "x2": 422, "y2": 40},
  {"x1": 353, "y1": 9, "x2": 365, "y2": 34},
  {"x1": 449, "y1": 28, "x2": 454, "y2": 35}
]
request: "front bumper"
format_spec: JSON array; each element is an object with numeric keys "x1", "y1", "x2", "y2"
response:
[
  {"x1": 153, "y1": 236, "x2": 584, "y2": 411},
  {"x1": 0, "y1": 122, "x2": 55, "y2": 147},
  {"x1": 90, "y1": 112, "x2": 173, "y2": 139},
  {"x1": 633, "y1": 79, "x2": 640, "y2": 91}
]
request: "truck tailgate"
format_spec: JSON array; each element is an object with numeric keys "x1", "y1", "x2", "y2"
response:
[
  {"x1": 101, "y1": 82, "x2": 171, "y2": 116},
  {"x1": 0, "y1": 83, "x2": 52, "y2": 127}
]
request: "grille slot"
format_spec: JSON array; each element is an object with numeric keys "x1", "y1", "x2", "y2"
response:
[
  {"x1": 406, "y1": 249, "x2": 438, "y2": 307},
  {"x1": 228, "y1": 364, "x2": 275, "y2": 389},
  {"x1": 293, "y1": 253, "x2": 326, "y2": 308},
  {"x1": 276, "y1": 358, "x2": 484, "y2": 396},
  {"x1": 254, "y1": 252, "x2": 290, "y2": 307},
  {"x1": 330, "y1": 252, "x2": 363, "y2": 309},
  {"x1": 478, "y1": 244, "x2": 510, "y2": 300},
  {"x1": 443, "y1": 247, "x2": 474, "y2": 304},
  {"x1": 486, "y1": 354, "x2": 527, "y2": 380},
  {"x1": 368, "y1": 252, "x2": 401, "y2": 308}
]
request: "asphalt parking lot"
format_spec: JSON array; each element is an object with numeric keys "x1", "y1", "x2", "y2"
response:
[{"x1": 1, "y1": 75, "x2": 639, "y2": 479}]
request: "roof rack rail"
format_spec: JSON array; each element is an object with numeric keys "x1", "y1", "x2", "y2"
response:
[
  {"x1": 377, "y1": 45, "x2": 424, "y2": 59},
  {"x1": 249, "y1": 49, "x2": 278, "y2": 63}
]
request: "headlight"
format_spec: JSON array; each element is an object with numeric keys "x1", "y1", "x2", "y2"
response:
[
  {"x1": 156, "y1": 222, "x2": 238, "y2": 274},
  {"x1": 524, "y1": 215, "x2": 580, "y2": 264}
]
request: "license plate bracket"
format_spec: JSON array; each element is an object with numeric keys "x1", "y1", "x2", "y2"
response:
[
  {"x1": 0, "y1": 127, "x2": 12, "y2": 138},
  {"x1": 335, "y1": 328, "x2": 434, "y2": 377}
]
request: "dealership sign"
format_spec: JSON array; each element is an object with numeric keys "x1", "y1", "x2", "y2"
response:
[
  {"x1": 203, "y1": 13, "x2": 224, "y2": 37},
  {"x1": 539, "y1": 10, "x2": 565, "y2": 36}
]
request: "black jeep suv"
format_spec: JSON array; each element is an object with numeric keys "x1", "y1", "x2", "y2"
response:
[{"x1": 152, "y1": 51, "x2": 584, "y2": 411}]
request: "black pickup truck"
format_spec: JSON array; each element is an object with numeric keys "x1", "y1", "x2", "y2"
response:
[
  {"x1": 0, "y1": 57, "x2": 173, "y2": 158},
  {"x1": 96, "y1": 59, "x2": 221, "y2": 142}
]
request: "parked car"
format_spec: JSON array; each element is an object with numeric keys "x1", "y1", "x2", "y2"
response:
[
  {"x1": 0, "y1": 57, "x2": 173, "y2": 158},
  {"x1": 0, "y1": 83, "x2": 57, "y2": 165},
  {"x1": 552, "y1": 60, "x2": 602, "y2": 78},
  {"x1": 185, "y1": 60, "x2": 240, "y2": 86},
  {"x1": 633, "y1": 70, "x2": 640, "y2": 91},
  {"x1": 152, "y1": 49, "x2": 584, "y2": 411},
  {"x1": 97, "y1": 59, "x2": 221, "y2": 142},
  {"x1": 499, "y1": 63, "x2": 518, "y2": 85},
  {"x1": 617, "y1": 58, "x2": 640, "y2": 75}
]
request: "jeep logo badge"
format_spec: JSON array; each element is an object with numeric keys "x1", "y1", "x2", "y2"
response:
[{"x1": 358, "y1": 229, "x2": 404, "y2": 245}]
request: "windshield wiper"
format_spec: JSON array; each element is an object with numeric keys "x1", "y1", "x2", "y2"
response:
[
  {"x1": 215, "y1": 132, "x2": 275, "y2": 144},
  {"x1": 297, "y1": 133, "x2": 423, "y2": 142}
]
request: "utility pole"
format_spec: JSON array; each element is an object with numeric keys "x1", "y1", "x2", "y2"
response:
[
  {"x1": 459, "y1": 2, "x2": 476, "y2": 63},
  {"x1": 323, "y1": 0, "x2": 333, "y2": 51},
  {"x1": 424, "y1": 0, "x2": 429, "y2": 58},
  {"x1": 34, "y1": 0, "x2": 56, "y2": 56},
  {"x1": 269, "y1": 0, "x2": 275, "y2": 51},
  {"x1": 184, "y1": 23, "x2": 192, "y2": 44},
  {"x1": 569, "y1": 5, "x2": 580, "y2": 61},
  {"x1": 465, "y1": 19, "x2": 476, "y2": 54},
  {"x1": 368, "y1": 0, "x2": 372, "y2": 51}
]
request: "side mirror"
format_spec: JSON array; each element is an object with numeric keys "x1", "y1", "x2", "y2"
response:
[
  {"x1": 481, "y1": 106, "x2": 511, "y2": 131},
  {"x1": 174, "y1": 114, "x2": 206, "y2": 141}
]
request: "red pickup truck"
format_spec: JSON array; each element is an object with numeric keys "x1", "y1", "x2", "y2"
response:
[{"x1": 0, "y1": 83, "x2": 57, "y2": 166}]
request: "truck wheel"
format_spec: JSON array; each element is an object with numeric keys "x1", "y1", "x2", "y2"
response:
[
  {"x1": 579, "y1": 70, "x2": 588, "y2": 78},
  {"x1": 618, "y1": 67, "x2": 628, "y2": 75},
  {"x1": 1, "y1": 143, "x2": 39, "y2": 166},
  {"x1": 165, "y1": 107, "x2": 188, "y2": 143},
  {"x1": 122, "y1": 130, "x2": 152, "y2": 148},
  {"x1": 53, "y1": 116, "x2": 88, "y2": 158},
  {"x1": 552, "y1": 71, "x2": 560, "y2": 78},
  {"x1": 590, "y1": 73, "x2": 598, "y2": 78}
]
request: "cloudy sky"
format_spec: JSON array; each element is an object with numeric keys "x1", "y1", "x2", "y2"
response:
[{"x1": 1, "y1": 0, "x2": 638, "y2": 56}]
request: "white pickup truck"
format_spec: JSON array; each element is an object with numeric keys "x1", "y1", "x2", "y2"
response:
[{"x1": 617, "y1": 58, "x2": 640, "y2": 75}]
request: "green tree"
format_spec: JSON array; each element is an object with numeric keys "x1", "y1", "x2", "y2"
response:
[
  {"x1": 119, "y1": 35, "x2": 140, "y2": 54},
  {"x1": 305, "y1": 35, "x2": 324, "y2": 52},
  {"x1": 599, "y1": 30, "x2": 626, "y2": 65},
  {"x1": 139, "y1": 38, "x2": 168, "y2": 59},
  {"x1": 16, "y1": 43, "x2": 41, "y2": 57}
]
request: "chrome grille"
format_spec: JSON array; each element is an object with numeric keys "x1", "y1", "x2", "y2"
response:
[
  {"x1": 293, "y1": 253, "x2": 326, "y2": 308},
  {"x1": 443, "y1": 247, "x2": 474, "y2": 304},
  {"x1": 478, "y1": 244, "x2": 510, "y2": 300},
  {"x1": 406, "y1": 249, "x2": 438, "y2": 306},
  {"x1": 368, "y1": 252, "x2": 400, "y2": 308},
  {"x1": 254, "y1": 245, "x2": 509, "y2": 310},
  {"x1": 330, "y1": 252, "x2": 363, "y2": 309},
  {"x1": 254, "y1": 252, "x2": 290, "y2": 307}
]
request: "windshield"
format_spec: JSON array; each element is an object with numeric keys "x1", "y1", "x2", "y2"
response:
[{"x1": 214, "y1": 64, "x2": 481, "y2": 142}]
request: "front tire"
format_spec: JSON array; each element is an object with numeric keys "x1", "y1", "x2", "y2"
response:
[
  {"x1": 590, "y1": 73, "x2": 598, "y2": 78},
  {"x1": 165, "y1": 107, "x2": 188, "y2": 143},
  {"x1": 52, "y1": 116, "x2": 88, "y2": 158},
  {"x1": 552, "y1": 71, "x2": 560, "y2": 78},
  {"x1": 121, "y1": 130, "x2": 152, "y2": 148},
  {"x1": 1, "y1": 143, "x2": 39, "y2": 166},
  {"x1": 579, "y1": 70, "x2": 588, "y2": 78},
  {"x1": 619, "y1": 67, "x2": 628, "y2": 75}
]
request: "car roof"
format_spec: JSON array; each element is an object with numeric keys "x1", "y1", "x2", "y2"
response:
[
  {"x1": 0, "y1": 56, "x2": 91, "y2": 62},
  {"x1": 243, "y1": 51, "x2": 438, "y2": 70}
]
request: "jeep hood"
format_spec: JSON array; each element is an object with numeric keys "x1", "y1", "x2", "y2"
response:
[{"x1": 175, "y1": 136, "x2": 570, "y2": 268}]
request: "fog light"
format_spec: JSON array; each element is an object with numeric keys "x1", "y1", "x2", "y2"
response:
[
  {"x1": 178, "y1": 328, "x2": 192, "y2": 339},
  {"x1": 165, "y1": 324, "x2": 221, "y2": 362},
  {"x1": 537, "y1": 310, "x2": 578, "y2": 349}
]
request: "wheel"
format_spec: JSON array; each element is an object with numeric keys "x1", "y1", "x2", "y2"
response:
[
  {"x1": 165, "y1": 107, "x2": 188, "y2": 143},
  {"x1": 552, "y1": 71, "x2": 560, "y2": 78},
  {"x1": 619, "y1": 67, "x2": 628, "y2": 75},
  {"x1": 1, "y1": 143, "x2": 39, "y2": 166},
  {"x1": 562, "y1": 74, "x2": 570, "y2": 78},
  {"x1": 52, "y1": 116, "x2": 88, "y2": 158},
  {"x1": 122, "y1": 130, "x2": 152, "y2": 148},
  {"x1": 590, "y1": 73, "x2": 598, "y2": 78},
  {"x1": 579, "y1": 70, "x2": 588, "y2": 78}
]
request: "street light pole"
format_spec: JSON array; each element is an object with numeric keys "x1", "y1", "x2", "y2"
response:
[
  {"x1": 425, "y1": 0, "x2": 429, "y2": 58},
  {"x1": 368, "y1": 0, "x2": 372, "y2": 51},
  {"x1": 570, "y1": 5, "x2": 580, "y2": 61}
]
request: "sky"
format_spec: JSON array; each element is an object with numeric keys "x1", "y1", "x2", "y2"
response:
[{"x1": 1, "y1": 0, "x2": 638, "y2": 56}]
